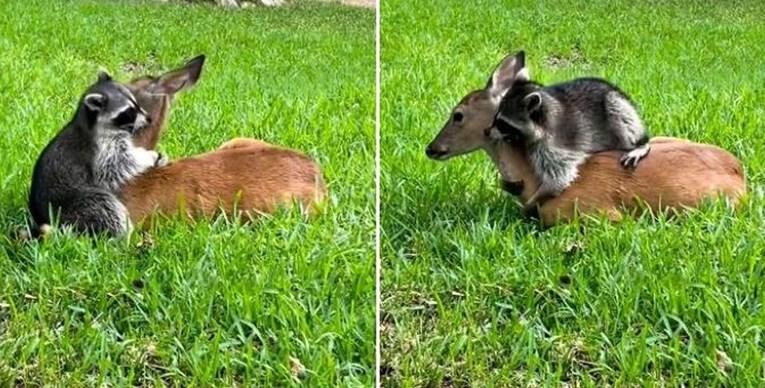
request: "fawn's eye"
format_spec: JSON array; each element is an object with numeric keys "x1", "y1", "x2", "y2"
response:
[{"x1": 452, "y1": 112, "x2": 464, "y2": 123}]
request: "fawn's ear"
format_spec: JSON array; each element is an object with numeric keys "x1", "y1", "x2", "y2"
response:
[
  {"x1": 524, "y1": 92, "x2": 542, "y2": 113},
  {"x1": 486, "y1": 50, "x2": 529, "y2": 100},
  {"x1": 97, "y1": 72, "x2": 112, "y2": 83},
  {"x1": 83, "y1": 93, "x2": 107, "y2": 112},
  {"x1": 152, "y1": 54, "x2": 206, "y2": 95}
]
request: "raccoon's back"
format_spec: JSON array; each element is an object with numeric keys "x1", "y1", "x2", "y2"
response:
[
  {"x1": 546, "y1": 78, "x2": 632, "y2": 150},
  {"x1": 29, "y1": 127, "x2": 95, "y2": 224},
  {"x1": 549, "y1": 77, "x2": 630, "y2": 99},
  {"x1": 547, "y1": 78, "x2": 626, "y2": 117}
]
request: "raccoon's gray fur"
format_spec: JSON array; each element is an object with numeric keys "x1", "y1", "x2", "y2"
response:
[
  {"x1": 492, "y1": 76, "x2": 651, "y2": 211},
  {"x1": 28, "y1": 73, "x2": 165, "y2": 237}
]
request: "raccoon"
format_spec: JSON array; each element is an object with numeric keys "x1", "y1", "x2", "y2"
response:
[
  {"x1": 491, "y1": 71, "x2": 651, "y2": 213},
  {"x1": 28, "y1": 72, "x2": 166, "y2": 237}
]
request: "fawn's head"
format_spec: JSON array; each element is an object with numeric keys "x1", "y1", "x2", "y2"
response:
[
  {"x1": 126, "y1": 55, "x2": 206, "y2": 149},
  {"x1": 426, "y1": 50, "x2": 528, "y2": 160}
]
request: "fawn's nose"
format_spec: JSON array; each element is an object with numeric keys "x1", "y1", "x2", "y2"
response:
[{"x1": 425, "y1": 144, "x2": 448, "y2": 159}]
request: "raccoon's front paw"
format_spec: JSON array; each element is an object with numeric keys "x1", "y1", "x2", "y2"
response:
[
  {"x1": 154, "y1": 152, "x2": 169, "y2": 167},
  {"x1": 620, "y1": 144, "x2": 651, "y2": 169}
]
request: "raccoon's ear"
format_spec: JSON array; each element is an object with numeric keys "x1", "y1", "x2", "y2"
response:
[
  {"x1": 97, "y1": 72, "x2": 112, "y2": 83},
  {"x1": 524, "y1": 92, "x2": 542, "y2": 113},
  {"x1": 83, "y1": 93, "x2": 107, "y2": 112},
  {"x1": 487, "y1": 50, "x2": 529, "y2": 99}
]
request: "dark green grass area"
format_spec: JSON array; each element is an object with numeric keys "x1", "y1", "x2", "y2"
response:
[
  {"x1": 382, "y1": 0, "x2": 765, "y2": 386},
  {"x1": 0, "y1": 0, "x2": 374, "y2": 386}
]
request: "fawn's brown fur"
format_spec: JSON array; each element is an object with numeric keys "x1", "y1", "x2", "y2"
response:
[{"x1": 489, "y1": 137, "x2": 746, "y2": 226}]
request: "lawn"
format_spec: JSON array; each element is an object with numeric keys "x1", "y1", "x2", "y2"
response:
[
  {"x1": 0, "y1": 0, "x2": 374, "y2": 386},
  {"x1": 381, "y1": 0, "x2": 765, "y2": 386}
]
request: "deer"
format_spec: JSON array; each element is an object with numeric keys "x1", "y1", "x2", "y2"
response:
[
  {"x1": 120, "y1": 55, "x2": 326, "y2": 227},
  {"x1": 426, "y1": 77, "x2": 746, "y2": 226}
]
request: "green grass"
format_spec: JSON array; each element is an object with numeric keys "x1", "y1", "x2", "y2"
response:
[
  {"x1": 0, "y1": 0, "x2": 374, "y2": 386},
  {"x1": 381, "y1": 0, "x2": 765, "y2": 386}
]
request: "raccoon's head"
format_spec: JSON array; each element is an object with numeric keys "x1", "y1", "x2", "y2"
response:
[
  {"x1": 492, "y1": 81, "x2": 545, "y2": 143},
  {"x1": 81, "y1": 72, "x2": 151, "y2": 136}
]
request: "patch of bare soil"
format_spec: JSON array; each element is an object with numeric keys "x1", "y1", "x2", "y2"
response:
[{"x1": 320, "y1": 0, "x2": 375, "y2": 8}]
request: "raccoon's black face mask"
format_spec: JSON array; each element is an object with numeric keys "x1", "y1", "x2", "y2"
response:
[
  {"x1": 110, "y1": 105, "x2": 146, "y2": 134},
  {"x1": 82, "y1": 74, "x2": 152, "y2": 135},
  {"x1": 490, "y1": 116, "x2": 526, "y2": 145}
]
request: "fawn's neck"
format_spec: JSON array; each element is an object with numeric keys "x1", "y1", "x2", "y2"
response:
[{"x1": 484, "y1": 141, "x2": 540, "y2": 201}]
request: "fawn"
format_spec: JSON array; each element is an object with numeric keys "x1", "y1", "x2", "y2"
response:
[{"x1": 120, "y1": 56, "x2": 326, "y2": 226}]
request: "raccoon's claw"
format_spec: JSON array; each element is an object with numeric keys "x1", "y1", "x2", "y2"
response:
[
  {"x1": 619, "y1": 154, "x2": 644, "y2": 169},
  {"x1": 620, "y1": 145, "x2": 651, "y2": 169},
  {"x1": 619, "y1": 154, "x2": 638, "y2": 169}
]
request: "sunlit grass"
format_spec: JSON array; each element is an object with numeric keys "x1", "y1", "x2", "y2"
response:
[
  {"x1": 0, "y1": 0, "x2": 374, "y2": 386},
  {"x1": 381, "y1": 0, "x2": 765, "y2": 386}
]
